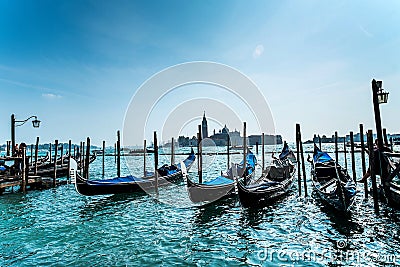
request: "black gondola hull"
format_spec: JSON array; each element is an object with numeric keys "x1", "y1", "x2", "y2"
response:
[
  {"x1": 186, "y1": 177, "x2": 235, "y2": 203},
  {"x1": 237, "y1": 174, "x2": 294, "y2": 208}
]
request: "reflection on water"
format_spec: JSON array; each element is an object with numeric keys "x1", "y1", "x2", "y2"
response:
[{"x1": 0, "y1": 144, "x2": 400, "y2": 266}]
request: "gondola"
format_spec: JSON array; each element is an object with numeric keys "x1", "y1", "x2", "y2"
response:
[
  {"x1": 382, "y1": 152, "x2": 400, "y2": 209},
  {"x1": 186, "y1": 149, "x2": 256, "y2": 204},
  {"x1": 71, "y1": 149, "x2": 195, "y2": 196},
  {"x1": 310, "y1": 145, "x2": 357, "y2": 212},
  {"x1": 236, "y1": 142, "x2": 296, "y2": 208}
]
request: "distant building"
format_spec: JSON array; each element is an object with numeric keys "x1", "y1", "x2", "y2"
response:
[
  {"x1": 248, "y1": 134, "x2": 283, "y2": 145},
  {"x1": 178, "y1": 136, "x2": 198, "y2": 147}
]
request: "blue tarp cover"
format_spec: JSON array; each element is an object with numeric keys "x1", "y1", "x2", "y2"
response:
[
  {"x1": 279, "y1": 142, "x2": 290, "y2": 160},
  {"x1": 203, "y1": 176, "x2": 233, "y2": 185},
  {"x1": 313, "y1": 145, "x2": 333, "y2": 163},
  {"x1": 86, "y1": 149, "x2": 195, "y2": 185}
]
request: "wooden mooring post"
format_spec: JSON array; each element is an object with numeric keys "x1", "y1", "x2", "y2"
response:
[
  {"x1": 298, "y1": 125, "x2": 307, "y2": 197},
  {"x1": 117, "y1": 131, "x2": 121, "y2": 177},
  {"x1": 34, "y1": 137, "x2": 39, "y2": 176},
  {"x1": 143, "y1": 140, "x2": 147, "y2": 177},
  {"x1": 85, "y1": 137, "x2": 90, "y2": 179},
  {"x1": 49, "y1": 142, "x2": 52, "y2": 164},
  {"x1": 390, "y1": 138, "x2": 393, "y2": 151},
  {"x1": 360, "y1": 124, "x2": 368, "y2": 198},
  {"x1": 343, "y1": 139, "x2": 348, "y2": 169},
  {"x1": 296, "y1": 124, "x2": 302, "y2": 196},
  {"x1": 227, "y1": 134, "x2": 230, "y2": 170},
  {"x1": 82, "y1": 141, "x2": 85, "y2": 176},
  {"x1": 383, "y1": 128, "x2": 388, "y2": 146},
  {"x1": 197, "y1": 125, "x2": 202, "y2": 184},
  {"x1": 367, "y1": 130, "x2": 379, "y2": 213},
  {"x1": 318, "y1": 135, "x2": 322, "y2": 149},
  {"x1": 335, "y1": 131, "x2": 338, "y2": 164},
  {"x1": 350, "y1": 132, "x2": 357, "y2": 183},
  {"x1": 68, "y1": 140, "x2": 72, "y2": 180},
  {"x1": 30, "y1": 144, "x2": 33, "y2": 166},
  {"x1": 60, "y1": 144, "x2": 64, "y2": 167},
  {"x1": 114, "y1": 143, "x2": 117, "y2": 163},
  {"x1": 53, "y1": 140, "x2": 58, "y2": 187},
  {"x1": 102, "y1": 140, "x2": 105, "y2": 176},
  {"x1": 22, "y1": 147, "x2": 27, "y2": 193},
  {"x1": 6, "y1": 141, "x2": 11, "y2": 156},
  {"x1": 171, "y1": 137, "x2": 175, "y2": 166},
  {"x1": 243, "y1": 122, "x2": 247, "y2": 185},
  {"x1": 154, "y1": 131, "x2": 159, "y2": 195},
  {"x1": 262, "y1": 133, "x2": 265, "y2": 173}
]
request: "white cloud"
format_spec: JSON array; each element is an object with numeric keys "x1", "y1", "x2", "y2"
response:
[
  {"x1": 253, "y1": 44, "x2": 264, "y2": 58},
  {"x1": 42, "y1": 93, "x2": 62, "y2": 99},
  {"x1": 359, "y1": 25, "x2": 373, "y2": 38}
]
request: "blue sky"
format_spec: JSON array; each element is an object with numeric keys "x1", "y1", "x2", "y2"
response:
[{"x1": 1, "y1": 0, "x2": 400, "y2": 146}]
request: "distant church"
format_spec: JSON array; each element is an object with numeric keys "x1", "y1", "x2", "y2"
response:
[{"x1": 201, "y1": 111, "x2": 208, "y2": 139}]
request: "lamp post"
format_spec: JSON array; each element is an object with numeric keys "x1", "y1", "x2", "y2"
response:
[
  {"x1": 371, "y1": 79, "x2": 389, "y2": 188},
  {"x1": 371, "y1": 79, "x2": 389, "y2": 151},
  {"x1": 11, "y1": 114, "x2": 41, "y2": 156}
]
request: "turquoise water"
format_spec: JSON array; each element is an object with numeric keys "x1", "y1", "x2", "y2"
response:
[{"x1": 1, "y1": 143, "x2": 400, "y2": 266}]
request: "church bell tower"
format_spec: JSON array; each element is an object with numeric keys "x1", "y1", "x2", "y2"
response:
[{"x1": 202, "y1": 111, "x2": 208, "y2": 139}]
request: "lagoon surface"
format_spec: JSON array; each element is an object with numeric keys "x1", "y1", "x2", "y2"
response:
[{"x1": 1, "y1": 143, "x2": 400, "y2": 266}]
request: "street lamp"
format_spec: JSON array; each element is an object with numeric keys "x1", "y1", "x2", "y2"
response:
[
  {"x1": 371, "y1": 79, "x2": 391, "y2": 189},
  {"x1": 11, "y1": 114, "x2": 41, "y2": 156},
  {"x1": 376, "y1": 80, "x2": 389, "y2": 104}
]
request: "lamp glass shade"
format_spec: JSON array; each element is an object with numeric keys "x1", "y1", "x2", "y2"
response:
[
  {"x1": 32, "y1": 119, "x2": 41, "y2": 128},
  {"x1": 378, "y1": 91, "x2": 389, "y2": 104}
]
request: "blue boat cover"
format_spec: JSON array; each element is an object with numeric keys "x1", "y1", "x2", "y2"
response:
[
  {"x1": 87, "y1": 175, "x2": 144, "y2": 185},
  {"x1": 203, "y1": 176, "x2": 233, "y2": 185},
  {"x1": 313, "y1": 145, "x2": 333, "y2": 163},
  {"x1": 279, "y1": 142, "x2": 291, "y2": 160},
  {"x1": 86, "y1": 149, "x2": 195, "y2": 185}
]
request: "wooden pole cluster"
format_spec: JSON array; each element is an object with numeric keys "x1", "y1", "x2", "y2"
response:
[
  {"x1": 154, "y1": 131, "x2": 159, "y2": 195},
  {"x1": 367, "y1": 130, "x2": 379, "y2": 213},
  {"x1": 296, "y1": 124, "x2": 307, "y2": 197},
  {"x1": 117, "y1": 131, "x2": 121, "y2": 177},
  {"x1": 197, "y1": 125, "x2": 203, "y2": 184}
]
